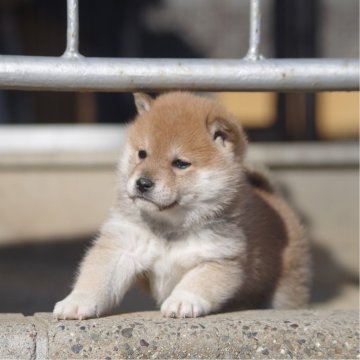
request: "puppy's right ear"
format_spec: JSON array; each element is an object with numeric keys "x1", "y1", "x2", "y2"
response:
[
  {"x1": 133, "y1": 93, "x2": 153, "y2": 115},
  {"x1": 207, "y1": 115, "x2": 247, "y2": 161}
]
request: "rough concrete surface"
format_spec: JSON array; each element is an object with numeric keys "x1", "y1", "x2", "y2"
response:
[{"x1": 0, "y1": 310, "x2": 358, "y2": 359}]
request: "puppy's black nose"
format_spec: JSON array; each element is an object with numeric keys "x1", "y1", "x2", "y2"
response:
[{"x1": 136, "y1": 177, "x2": 154, "y2": 193}]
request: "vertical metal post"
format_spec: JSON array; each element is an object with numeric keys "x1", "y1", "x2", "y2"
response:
[
  {"x1": 245, "y1": 0, "x2": 263, "y2": 60},
  {"x1": 64, "y1": 0, "x2": 80, "y2": 57}
]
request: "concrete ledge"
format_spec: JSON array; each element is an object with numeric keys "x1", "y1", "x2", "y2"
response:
[
  {"x1": 1, "y1": 310, "x2": 358, "y2": 359},
  {"x1": 0, "y1": 125, "x2": 358, "y2": 169}
]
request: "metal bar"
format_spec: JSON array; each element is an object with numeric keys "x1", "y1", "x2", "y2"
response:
[
  {"x1": 246, "y1": 0, "x2": 263, "y2": 60},
  {"x1": 63, "y1": 0, "x2": 80, "y2": 57},
  {"x1": 0, "y1": 56, "x2": 358, "y2": 92}
]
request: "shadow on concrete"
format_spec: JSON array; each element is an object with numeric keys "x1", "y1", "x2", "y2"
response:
[
  {"x1": 0, "y1": 233, "x2": 357, "y2": 315},
  {"x1": 276, "y1": 179, "x2": 359, "y2": 306},
  {"x1": 310, "y1": 242, "x2": 359, "y2": 304},
  {"x1": 0, "y1": 238, "x2": 156, "y2": 315}
]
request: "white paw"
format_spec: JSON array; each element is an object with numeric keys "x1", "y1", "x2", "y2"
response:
[
  {"x1": 53, "y1": 292, "x2": 101, "y2": 320},
  {"x1": 161, "y1": 291, "x2": 211, "y2": 318}
]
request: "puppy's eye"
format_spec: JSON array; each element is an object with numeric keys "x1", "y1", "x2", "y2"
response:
[
  {"x1": 172, "y1": 159, "x2": 191, "y2": 169},
  {"x1": 138, "y1": 150, "x2": 147, "y2": 159}
]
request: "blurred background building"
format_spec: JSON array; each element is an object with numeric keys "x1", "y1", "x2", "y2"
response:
[{"x1": 0, "y1": 0, "x2": 358, "y2": 314}]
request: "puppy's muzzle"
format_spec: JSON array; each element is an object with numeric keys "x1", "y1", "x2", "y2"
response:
[{"x1": 136, "y1": 177, "x2": 154, "y2": 194}]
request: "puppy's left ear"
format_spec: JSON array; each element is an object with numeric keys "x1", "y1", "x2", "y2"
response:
[
  {"x1": 207, "y1": 115, "x2": 247, "y2": 160},
  {"x1": 133, "y1": 93, "x2": 153, "y2": 114}
]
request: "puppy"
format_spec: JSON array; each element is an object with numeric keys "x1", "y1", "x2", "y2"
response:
[{"x1": 54, "y1": 92, "x2": 310, "y2": 319}]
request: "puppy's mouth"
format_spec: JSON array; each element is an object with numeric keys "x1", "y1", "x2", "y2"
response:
[{"x1": 130, "y1": 195, "x2": 178, "y2": 211}]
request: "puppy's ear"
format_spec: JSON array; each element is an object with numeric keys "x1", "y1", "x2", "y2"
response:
[
  {"x1": 133, "y1": 93, "x2": 153, "y2": 114},
  {"x1": 207, "y1": 116, "x2": 247, "y2": 160}
]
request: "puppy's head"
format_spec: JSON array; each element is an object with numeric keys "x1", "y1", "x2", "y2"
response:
[{"x1": 120, "y1": 92, "x2": 247, "y2": 226}]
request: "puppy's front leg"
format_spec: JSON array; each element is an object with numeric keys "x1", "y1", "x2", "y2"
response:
[
  {"x1": 161, "y1": 261, "x2": 242, "y2": 318},
  {"x1": 54, "y1": 232, "x2": 147, "y2": 320}
]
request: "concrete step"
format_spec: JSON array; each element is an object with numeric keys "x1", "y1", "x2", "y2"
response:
[{"x1": 1, "y1": 310, "x2": 358, "y2": 359}]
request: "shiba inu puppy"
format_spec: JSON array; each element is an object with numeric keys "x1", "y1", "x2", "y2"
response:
[{"x1": 54, "y1": 92, "x2": 310, "y2": 319}]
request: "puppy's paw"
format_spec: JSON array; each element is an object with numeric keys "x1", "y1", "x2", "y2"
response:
[
  {"x1": 53, "y1": 292, "x2": 101, "y2": 320},
  {"x1": 161, "y1": 291, "x2": 211, "y2": 318}
]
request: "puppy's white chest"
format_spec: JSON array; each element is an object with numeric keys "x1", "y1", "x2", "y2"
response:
[
  {"x1": 148, "y1": 233, "x2": 206, "y2": 302},
  {"x1": 149, "y1": 240, "x2": 192, "y2": 303},
  {"x1": 148, "y1": 229, "x2": 239, "y2": 303},
  {"x1": 150, "y1": 259, "x2": 179, "y2": 303}
]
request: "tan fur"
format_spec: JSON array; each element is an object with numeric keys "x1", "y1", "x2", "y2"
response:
[{"x1": 53, "y1": 92, "x2": 311, "y2": 320}]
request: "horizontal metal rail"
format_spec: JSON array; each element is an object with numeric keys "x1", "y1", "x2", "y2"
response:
[
  {"x1": 0, "y1": 56, "x2": 358, "y2": 92},
  {"x1": 0, "y1": 0, "x2": 358, "y2": 92}
]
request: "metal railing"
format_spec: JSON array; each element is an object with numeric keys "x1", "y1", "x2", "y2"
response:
[{"x1": 0, "y1": 0, "x2": 358, "y2": 92}]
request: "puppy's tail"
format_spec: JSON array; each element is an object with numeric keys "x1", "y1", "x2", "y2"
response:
[{"x1": 245, "y1": 166, "x2": 275, "y2": 193}]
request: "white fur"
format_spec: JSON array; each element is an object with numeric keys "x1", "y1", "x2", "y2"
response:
[
  {"x1": 160, "y1": 290, "x2": 211, "y2": 318},
  {"x1": 118, "y1": 140, "x2": 132, "y2": 177},
  {"x1": 53, "y1": 205, "x2": 246, "y2": 319},
  {"x1": 149, "y1": 227, "x2": 246, "y2": 303},
  {"x1": 180, "y1": 168, "x2": 242, "y2": 227},
  {"x1": 54, "y1": 292, "x2": 100, "y2": 320},
  {"x1": 54, "y1": 216, "x2": 157, "y2": 319}
]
